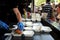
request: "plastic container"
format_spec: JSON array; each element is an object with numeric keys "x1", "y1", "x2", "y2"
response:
[{"x1": 23, "y1": 31, "x2": 34, "y2": 37}]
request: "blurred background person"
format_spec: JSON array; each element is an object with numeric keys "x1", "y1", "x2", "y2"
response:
[
  {"x1": 42, "y1": 0, "x2": 53, "y2": 20},
  {"x1": 56, "y1": 3, "x2": 60, "y2": 23},
  {"x1": 38, "y1": 4, "x2": 44, "y2": 15},
  {"x1": 56, "y1": 3, "x2": 60, "y2": 14}
]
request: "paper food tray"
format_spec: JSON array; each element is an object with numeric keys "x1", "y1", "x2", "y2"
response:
[
  {"x1": 41, "y1": 26, "x2": 52, "y2": 32},
  {"x1": 25, "y1": 18, "x2": 32, "y2": 21},
  {"x1": 25, "y1": 22, "x2": 33, "y2": 26},
  {"x1": 12, "y1": 32, "x2": 22, "y2": 36},
  {"x1": 23, "y1": 31, "x2": 34, "y2": 37},
  {"x1": 33, "y1": 23, "x2": 43, "y2": 26},
  {"x1": 33, "y1": 26, "x2": 41, "y2": 32},
  {"x1": 31, "y1": 13, "x2": 36, "y2": 21},
  {"x1": 31, "y1": 17, "x2": 36, "y2": 21},
  {"x1": 24, "y1": 27, "x2": 33, "y2": 31},
  {"x1": 36, "y1": 17, "x2": 41, "y2": 21},
  {"x1": 36, "y1": 14, "x2": 41, "y2": 21}
]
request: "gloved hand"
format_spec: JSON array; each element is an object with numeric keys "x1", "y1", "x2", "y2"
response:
[
  {"x1": 0, "y1": 20, "x2": 9, "y2": 30},
  {"x1": 17, "y1": 22, "x2": 24, "y2": 31}
]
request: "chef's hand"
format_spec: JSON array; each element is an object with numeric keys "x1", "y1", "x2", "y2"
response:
[
  {"x1": 0, "y1": 20, "x2": 9, "y2": 30},
  {"x1": 17, "y1": 22, "x2": 24, "y2": 31}
]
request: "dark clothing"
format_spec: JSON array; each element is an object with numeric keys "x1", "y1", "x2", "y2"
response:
[
  {"x1": 0, "y1": 0, "x2": 18, "y2": 40},
  {"x1": 18, "y1": 0, "x2": 26, "y2": 15},
  {"x1": 0, "y1": 0, "x2": 18, "y2": 25},
  {"x1": 42, "y1": 3, "x2": 52, "y2": 19},
  {"x1": 18, "y1": 4, "x2": 24, "y2": 15},
  {"x1": 0, "y1": 27, "x2": 11, "y2": 40}
]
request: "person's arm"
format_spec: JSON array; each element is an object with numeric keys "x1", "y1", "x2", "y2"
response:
[
  {"x1": 13, "y1": 7, "x2": 24, "y2": 32},
  {"x1": 13, "y1": 7, "x2": 22, "y2": 22}
]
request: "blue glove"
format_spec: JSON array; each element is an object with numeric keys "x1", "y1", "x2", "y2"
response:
[
  {"x1": 0, "y1": 20, "x2": 9, "y2": 30},
  {"x1": 17, "y1": 22, "x2": 24, "y2": 31}
]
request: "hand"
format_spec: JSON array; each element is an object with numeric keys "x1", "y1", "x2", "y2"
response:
[
  {"x1": 17, "y1": 22, "x2": 24, "y2": 31},
  {"x1": 0, "y1": 20, "x2": 9, "y2": 30}
]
